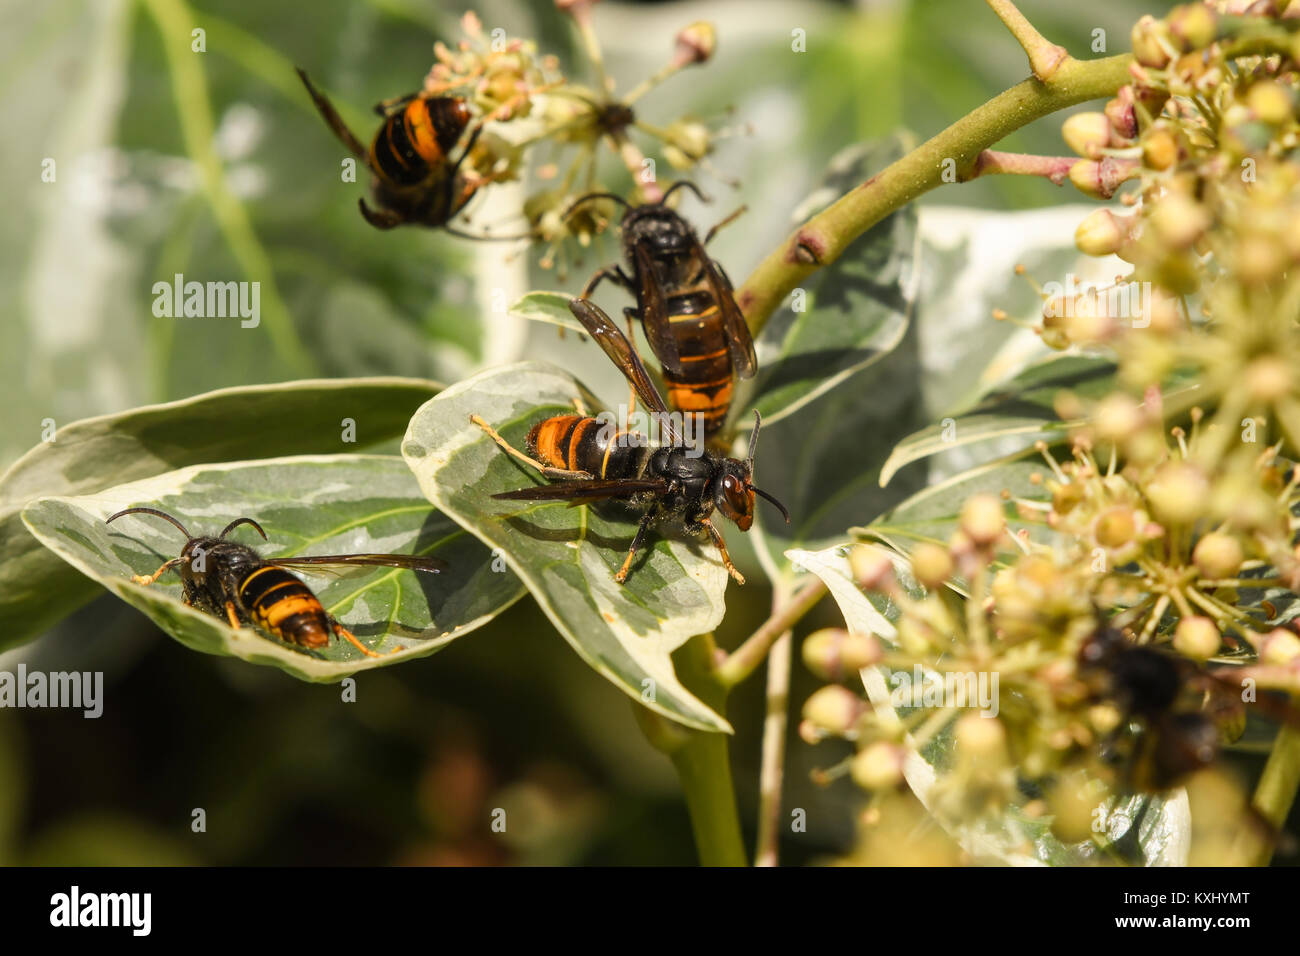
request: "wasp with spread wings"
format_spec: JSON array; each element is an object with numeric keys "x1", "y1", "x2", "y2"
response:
[
  {"x1": 472, "y1": 297, "x2": 786, "y2": 585},
  {"x1": 106, "y1": 508, "x2": 446, "y2": 657}
]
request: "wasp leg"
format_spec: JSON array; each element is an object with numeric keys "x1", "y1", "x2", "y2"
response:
[
  {"x1": 615, "y1": 507, "x2": 659, "y2": 584},
  {"x1": 359, "y1": 199, "x2": 405, "y2": 230},
  {"x1": 224, "y1": 601, "x2": 243, "y2": 631},
  {"x1": 704, "y1": 205, "x2": 748, "y2": 245},
  {"x1": 469, "y1": 415, "x2": 593, "y2": 480},
  {"x1": 621, "y1": 310, "x2": 642, "y2": 428},
  {"x1": 579, "y1": 265, "x2": 633, "y2": 299},
  {"x1": 331, "y1": 619, "x2": 383, "y2": 658},
  {"x1": 372, "y1": 91, "x2": 418, "y2": 116},
  {"x1": 702, "y1": 518, "x2": 745, "y2": 585},
  {"x1": 130, "y1": 558, "x2": 182, "y2": 587}
]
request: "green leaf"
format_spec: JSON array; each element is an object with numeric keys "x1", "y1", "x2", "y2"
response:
[
  {"x1": 862, "y1": 453, "x2": 1052, "y2": 560},
  {"x1": 745, "y1": 291, "x2": 928, "y2": 583},
  {"x1": 788, "y1": 543, "x2": 1192, "y2": 866},
  {"x1": 21, "y1": 454, "x2": 519, "y2": 681},
  {"x1": 0, "y1": 377, "x2": 439, "y2": 650},
  {"x1": 737, "y1": 136, "x2": 919, "y2": 428},
  {"x1": 402, "y1": 361, "x2": 733, "y2": 733},
  {"x1": 879, "y1": 353, "x2": 1112, "y2": 487},
  {"x1": 510, "y1": 291, "x2": 584, "y2": 335}
]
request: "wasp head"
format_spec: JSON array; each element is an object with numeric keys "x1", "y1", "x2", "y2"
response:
[{"x1": 712, "y1": 412, "x2": 790, "y2": 532}]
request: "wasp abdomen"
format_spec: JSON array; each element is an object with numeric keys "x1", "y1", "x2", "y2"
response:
[
  {"x1": 239, "y1": 565, "x2": 331, "y2": 649},
  {"x1": 658, "y1": 298, "x2": 733, "y2": 433},
  {"x1": 527, "y1": 414, "x2": 646, "y2": 479},
  {"x1": 370, "y1": 97, "x2": 470, "y2": 188}
]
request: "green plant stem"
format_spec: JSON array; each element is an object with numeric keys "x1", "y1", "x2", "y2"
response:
[
  {"x1": 735, "y1": 52, "x2": 1134, "y2": 335},
  {"x1": 753, "y1": 584, "x2": 794, "y2": 868},
  {"x1": 661, "y1": 633, "x2": 747, "y2": 866},
  {"x1": 1250, "y1": 723, "x2": 1300, "y2": 865},
  {"x1": 984, "y1": 0, "x2": 1067, "y2": 80},
  {"x1": 142, "y1": 0, "x2": 315, "y2": 378},
  {"x1": 717, "y1": 577, "x2": 827, "y2": 687}
]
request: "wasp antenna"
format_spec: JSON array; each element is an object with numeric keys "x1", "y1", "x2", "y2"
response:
[
  {"x1": 562, "y1": 192, "x2": 633, "y2": 221},
  {"x1": 753, "y1": 487, "x2": 791, "y2": 524},
  {"x1": 747, "y1": 409, "x2": 763, "y2": 471},
  {"x1": 106, "y1": 507, "x2": 192, "y2": 540},
  {"x1": 220, "y1": 517, "x2": 268, "y2": 541},
  {"x1": 660, "y1": 180, "x2": 710, "y2": 206}
]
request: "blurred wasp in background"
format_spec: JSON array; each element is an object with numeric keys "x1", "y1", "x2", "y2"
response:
[
  {"x1": 297, "y1": 68, "x2": 520, "y2": 237},
  {"x1": 1077, "y1": 624, "x2": 1300, "y2": 793}
]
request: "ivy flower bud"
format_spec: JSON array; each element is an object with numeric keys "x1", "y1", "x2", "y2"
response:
[
  {"x1": 673, "y1": 21, "x2": 716, "y2": 68},
  {"x1": 955, "y1": 713, "x2": 1007, "y2": 762},
  {"x1": 1193, "y1": 532, "x2": 1244, "y2": 580},
  {"x1": 1146, "y1": 461, "x2": 1209, "y2": 525},
  {"x1": 1075, "y1": 209, "x2": 1127, "y2": 256},
  {"x1": 1047, "y1": 774, "x2": 1099, "y2": 844},
  {"x1": 1235, "y1": 234, "x2": 1287, "y2": 284},
  {"x1": 1149, "y1": 192, "x2": 1210, "y2": 248},
  {"x1": 801, "y1": 628, "x2": 882, "y2": 681},
  {"x1": 1093, "y1": 393, "x2": 1144, "y2": 443},
  {"x1": 960, "y1": 494, "x2": 1006, "y2": 547},
  {"x1": 1068, "y1": 158, "x2": 1135, "y2": 200},
  {"x1": 1142, "y1": 127, "x2": 1179, "y2": 171},
  {"x1": 1247, "y1": 81, "x2": 1293, "y2": 126},
  {"x1": 910, "y1": 541, "x2": 954, "y2": 590},
  {"x1": 1105, "y1": 88, "x2": 1138, "y2": 141},
  {"x1": 1094, "y1": 506, "x2": 1138, "y2": 550},
  {"x1": 1258, "y1": 629, "x2": 1300, "y2": 667},
  {"x1": 662, "y1": 119, "x2": 711, "y2": 169},
  {"x1": 802, "y1": 685, "x2": 865, "y2": 735},
  {"x1": 1062, "y1": 112, "x2": 1112, "y2": 158},
  {"x1": 1245, "y1": 356, "x2": 1292, "y2": 403},
  {"x1": 850, "y1": 545, "x2": 895, "y2": 592},
  {"x1": 1173, "y1": 616, "x2": 1221, "y2": 661},
  {"x1": 851, "y1": 742, "x2": 905, "y2": 791},
  {"x1": 1131, "y1": 15, "x2": 1172, "y2": 68},
  {"x1": 1167, "y1": 3, "x2": 1217, "y2": 53}
]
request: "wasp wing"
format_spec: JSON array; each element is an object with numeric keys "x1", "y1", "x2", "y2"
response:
[
  {"x1": 567, "y1": 298, "x2": 683, "y2": 444},
  {"x1": 493, "y1": 478, "x2": 669, "y2": 503},
  {"x1": 702, "y1": 257, "x2": 757, "y2": 379},
  {"x1": 267, "y1": 553, "x2": 448, "y2": 574},
  {"x1": 631, "y1": 242, "x2": 684, "y2": 376}
]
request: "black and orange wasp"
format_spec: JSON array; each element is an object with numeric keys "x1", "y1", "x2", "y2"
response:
[
  {"x1": 471, "y1": 296, "x2": 786, "y2": 585},
  {"x1": 568, "y1": 182, "x2": 756, "y2": 441},
  {"x1": 107, "y1": 508, "x2": 445, "y2": 658}
]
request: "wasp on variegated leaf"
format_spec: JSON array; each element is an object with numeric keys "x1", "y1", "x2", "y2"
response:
[
  {"x1": 470, "y1": 297, "x2": 787, "y2": 586},
  {"x1": 106, "y1": 508, "x2": 446, "y2": 658},
  {"x1": 296, "y1": 68, "x2": 515, "y2": 237},
  {"x1": 568, "y1": 182, "x2": 756, "y2": 442}
]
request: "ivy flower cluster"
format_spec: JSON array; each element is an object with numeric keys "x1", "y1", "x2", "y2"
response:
[{"x1": 431, "y1": 3, "x2": 731, "y2": 273}]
